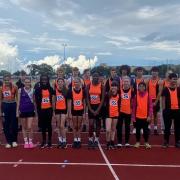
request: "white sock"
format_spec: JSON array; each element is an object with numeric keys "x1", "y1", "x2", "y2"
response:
[
  {"x1": 58, "y1": 137, "x2": 62, "y2": 142},
  {"x1": 24, "y1": 137, "x2": 28, "y2": 144},
  {"x1": 74, "y1": 138, "x2": 77, "y2": 142},
  {"x1": 95, "y1": 137, "x2": 99, "y2": 142},
  {"x1": 77, "y1": 138, "x2": 81, "y2": 142},
  {"x1": 63, "y1": 138, "x2": 66, "y2": 142},
  {"x1": 89, "y1": 137, "x2": 93, "y2": 141}
]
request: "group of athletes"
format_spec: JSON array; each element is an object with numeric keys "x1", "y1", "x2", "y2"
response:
[{"x1": 0, "y1": 65, "x2": 180, "y2": 150}]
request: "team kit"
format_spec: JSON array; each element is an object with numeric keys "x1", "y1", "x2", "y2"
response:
[{"x1": 0, "y1": 65, "x2": 180, "y2": 150}]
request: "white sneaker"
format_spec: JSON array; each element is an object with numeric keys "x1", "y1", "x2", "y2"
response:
[
  {"x1": 12, "y1": 142, "x2": 18, "y2": 148},
  {"x1": 132, "y1": 128, "x2": 136, "y2": 134},
  {"x1": 116, "y1": 144, "x2": 122, "y2": 148},
  {"x1": 125, "y1": 143, "x2": 131, "y2": 148},
  {"x1": 5, "y1": 144, "x2": 11, "y2": 148}
]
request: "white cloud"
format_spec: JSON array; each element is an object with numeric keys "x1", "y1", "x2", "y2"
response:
[
  {"x1": 64, "y1": 55, "x2": 98, "y2": 72},
  {"x1": 0, "y1": 41, "x2": 20, "y2": 72},
  {"x1": 25, "y1": 54, "x2": 98, "y2": 72},
  {"x1": 26, "y1": 55, "x2": 62, "y2": 68},
  {"x1": 96, "y1": 52, "x2": 112, "y2": 56}
]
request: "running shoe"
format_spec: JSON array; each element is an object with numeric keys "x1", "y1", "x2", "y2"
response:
[
  {"x1": 162, "y1": 141, "x2": 169, "y2": 148},
  {"x1": 72, "y1": 141, "x2": 77, "y2": 148},
  {"x1": 5, "y1": 144, "x2": 11, "y2": 148},
  {"x1": 144, "y1": 143, "x2": 151, "y2": 149},
  {"x1": 12, "y1": 142, "x2": 18, "y2": 148},
  {"x1": 134, "y1": 142, "x2": 140, "y2": 148},
  {"x1": 93, "y1": 140, "x2": 98, "y2": 148},
  {"x1": 24, "y1": 143, "x2": 29, "y2": 149},
  {"x1": 125, "y1": 143, "x2": 131, "y2": 148},
  {"x1": 61, "y1": 142, "x2": 67, "y2": 149},
  {"x1": 40, "y1": 142, "x2": 46, "y2": 149},
  {"x1": 116, "y1": 144, "x2": 122, "y2": 148},
  {"x1": 29, "y1": 142, "x2": 35, "y2": 148}
]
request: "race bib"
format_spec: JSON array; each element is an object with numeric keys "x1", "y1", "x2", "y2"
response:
[
  {"x1": 122, "y1": 93, "x2": 129, "y2": 99},
  {"x1": 3, "y1": 91, "x2": 11, "y2": 97},
  {"x1": 42, "y1": 97, "x2": 50, "y2": 103},
  {"x1": 57, "y1": 95, "x2": 64, "y2": 101},
  {"x1": 110, "y1": 100, "x2": 118, "y2": 106},
  {"x1": 90, "y1": 95, "x2": 98, "y2": 100},
  {"x1": 74, "y1": 100, "x2": 82, "y2": 106}
]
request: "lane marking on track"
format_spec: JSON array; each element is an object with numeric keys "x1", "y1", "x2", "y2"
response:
[
  {"x1": 0, "y1": 161, "x2": 179, "y2": 168},
  {"x1": 13, "y1": 159, "x2": 23, "y2": 168},
  {"x1": 98, "y1": 142, "x2": 119, "y2": 180}
]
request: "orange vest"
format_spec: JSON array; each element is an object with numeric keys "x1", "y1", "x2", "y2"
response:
[
  {"x1": 84, "y1": 79, "x2": 91, "y2": 86},
  {"x1": 41, "y1": 89, "x2": 51, "y2": 109},
  {"x1": 2, "y1": 84, "x2": 16, "y2": 101},
  {"x1": 72, "y1": 88, "x2": 83, "y2": 111},
  {"x1": 163, "y1": 79, "x2": 170, "y2": 88},
  {"x1": 55, "y1": 89, "x2": 66, "y2": 110},
  {"x1": 168, "y1": 88, "x2": 179, "y2": 110},
  {"x1": 89, "y1": 83, "x2": 101, "y2": 104},
  {"x1": 109, "y1": 94, "x2": 119, "y2": 118},
  {"x1": 136, "y1": 92, "x2": 148, "y2": 119},
  {"x1": 120, "y1": 88, "x2": 131, "y2": 114},
  {"x1": 148, "y1": 79, "x2": 159, "y2": 100}
]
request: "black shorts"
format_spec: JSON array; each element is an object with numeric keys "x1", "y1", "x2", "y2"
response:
[
  {"x1": 72, "y1": 109, "x2": 84, "y2": 116},
  {"x1": 55, "y1": 109, "x2": 67, "y2": 115},
  {"x1": 88, "y1": 104, "x2": 101, "y2": 119},
  {"x1": 20, "y1": 111, "x2": 35, "y2": 118},
  {"x1": 152, "y1": 100, "x2": 160, "y2": 113}
]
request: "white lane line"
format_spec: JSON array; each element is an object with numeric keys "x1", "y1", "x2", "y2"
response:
[
  {"x1": 0, "y1": 161, "x2": 179, "y2": 168},
  {"x1": 98, "y1": 143, "x2": 119, "y2": 180},
  {"x1": 13, "y1": 159, "x2": 23, "y2": 168}
]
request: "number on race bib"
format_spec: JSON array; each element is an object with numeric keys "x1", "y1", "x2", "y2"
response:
[
  {"x1": 122, "y1": 93, "x2": 129, "y2": 99},
  {"x1": 74, "y1": 100, "x2": 81, "y2": 106},
  {"x1": 90, "y1": 95, "x2": 98, "y2": 100},
  {"x1": 3, "y1": 91, "x2": 11, "y2": 97},
  {"x1": 110, "y1": 100, "x2": 118, "y2": 106},
  {"x1": 42, "y1": 98, "x2": 50, "y2": 103},
  {"x1": 57, "y1": 95, "x2": 64, "y2": 101}
]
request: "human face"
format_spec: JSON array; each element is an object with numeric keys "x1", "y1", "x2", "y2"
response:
[
  {"x1": 122, "y1": 78, "x2": 130, "y2": 90},
  {"x1": 136, "y1": 70, "x2": 143, "y2": 78},
  {"x1": 170, "y1": 77, "x2": 178, "y2": 87},
  {"x1": 151, "y1": 71, "x2": 159, "y2": 79},
  {"x1": 3, "y1": 76, "x2": 11, "y2": 86},
  {"x1": 57, "y1": 70, "x2": 64, "y2": 78},
  {"x1": 92, "y1": 73, "x2": 99, "y2": 84},
  {"x1": 73, "y1": 70, "x2": 79, "y2": 77},
  {"x1": 57, "y1": 79, "x2": 64, "y2": 89},
  {"x1": 111, "y1": 86, "x2": 118, "y2": 95},
  {"x1": 138, "y1": 83, "x2": 146, "y2": 92},
  {"x1": 24, "y1": 79, "x2": 31, "y2": 89},
  {"x1": 41, "y1": 76, "x2": 48, "y2": 86},
  {"x1": 74, "y1": 78, "x2": 81, "y2": 89},
  {"x1": 111, "y1": 70, "x2": 117, "y2": 78}
]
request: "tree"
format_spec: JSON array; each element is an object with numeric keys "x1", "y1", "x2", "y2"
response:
[{"x1": 0, "y1": 70, "x2": 11, "y2": 76}]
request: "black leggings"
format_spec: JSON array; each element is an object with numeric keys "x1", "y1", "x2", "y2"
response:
[
  {"x1": 136, "y1": 118, "x2": 149, "y2": 142},
  {"x1": 40, "y1": 108, "x2": 53, "y2": 143},
  {"x1": 163, "y1": 109, "x2": 180, "y2": 144},
  {"x1": 116, "y1": 113, "x2": 131, "y2": 144}
]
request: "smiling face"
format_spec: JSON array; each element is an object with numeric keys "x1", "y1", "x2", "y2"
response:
[
  {"x1": 92, "y1": 73, "x2": 99, "y2": 84},
  {"x1": 122, "y1": 77, "x2": 130, "y2": 89},
  {"x1": 111, "y1": 85, "x2": 118, "y2": 95},
  {"x1": 151, "y1": 71, "x2": 159, "y2": 78},
  {"x1": 57, "y1": 79, "x2": 64, "y2": 89},
  {"x1": 41, "y1": 76, "x2": 48, "y2": 86},
  {"x1": 24, "y1": 78, "x2": 31, "y2": 89},
  {"x1": 3, "y1": 75, "x2": 11, "y2": 86},
  {"x1": 74, "y1": 78, "x2": 81, "y2": 89},
  {"x1": 138, "y1": 83, "x2": 146, "y2": 92}
]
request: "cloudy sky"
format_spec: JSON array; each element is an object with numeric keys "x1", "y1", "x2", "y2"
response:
[{"x1": 0, "y1": 0, "x2": 180, "y2": 72}]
